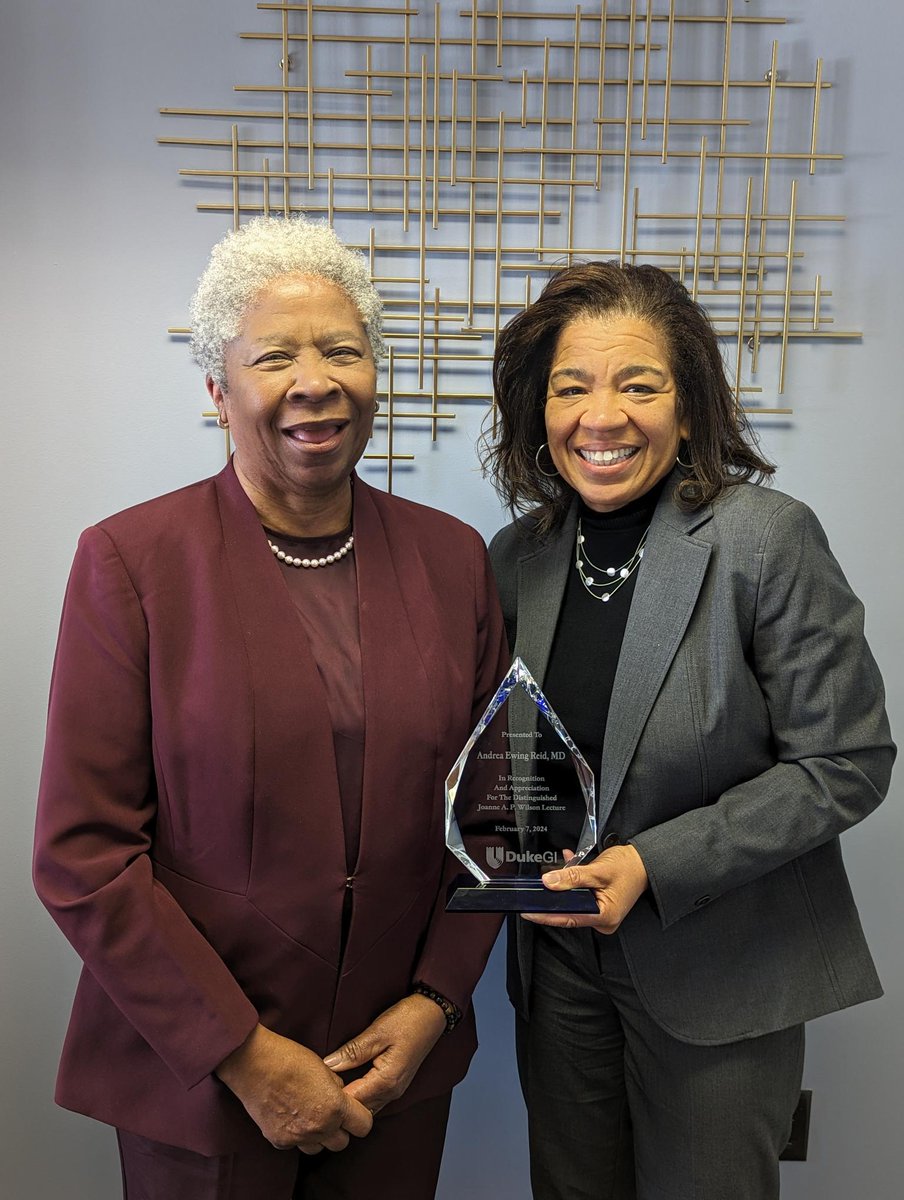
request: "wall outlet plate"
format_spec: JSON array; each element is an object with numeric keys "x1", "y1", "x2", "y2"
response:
[{"x1": 780, "y1": 1090, "x2": 812, "y2": 1161}]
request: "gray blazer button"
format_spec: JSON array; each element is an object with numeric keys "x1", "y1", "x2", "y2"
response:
[
  {"x1": 602, "y1": 832, "x2": 622, "y2": 849},
  {"x1": 694, "y1": 895, "x2": 711, "y2": 908}
]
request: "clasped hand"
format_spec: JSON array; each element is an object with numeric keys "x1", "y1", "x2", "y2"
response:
[
  {"x1": 522, "y1": 844, "x2": 649, "y2": 933},
  {"x1": 324, "y1": 993, "x2": 447, "y2": 1114},
  {"x1": 217, "y1": 995, "x2": 445, "y2": 1155},
  {"x1": 216, "y1": 1024, "x2": 373, "y2": 1155}
]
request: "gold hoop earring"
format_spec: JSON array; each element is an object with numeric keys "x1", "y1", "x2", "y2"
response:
[
  {"x1": 534, "y1": 443, "x2": 559, "y2": 478},
  {"x1": 373, "y1": 400, "x2": 380, "y2": 414},
  {"x1": 216, "y1": 412, "x2": 229, "y2": 430}
]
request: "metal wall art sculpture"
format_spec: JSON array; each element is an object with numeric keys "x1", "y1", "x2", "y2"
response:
[{"x1": 160, "y1": 2, "x2": 855, "y2": 487}]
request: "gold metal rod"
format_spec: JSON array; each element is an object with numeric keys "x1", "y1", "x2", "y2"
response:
[
  {"x1": 493, "y1": 112, "x2": 505, "y2": 350},
  {"x1": 247, "y1": 30, "x2": 816, "y2": 52},
  {"x1": 778, "y1": 180, "x2": 797, "y2": 395},
  {"x1": 637, "y1": 210, "x2": 843, "y2": 223},
  {"x1": 403, "y1": 9, "x2": 411, "y2": 232},
  {"x1": 263, "y1": 156, "x2": 271, "y2": 215},
  {"x1": 595, "y1": 0, "x2": 607, "y2": 188},
  {"x1": 352, "y1": 68, "x2": 504, "y2": 84},
  {"x1": 160, "y1": 86, "x2": 825, "y2": 115},
  {"x1": 521, "y1": 67, "x2": 529, "y2": 128},
  {"x1": 371, "y1": 408, "x2": 454, "y2": 418},
  {"x1": 432, "y1": 288, "x2": 441, "y2": 439},
  {"x1": 661, "y1": 0, "x2": 676, "y2": 163},
  {"x1": 653, "y1": 309, "x2": 832, "y2": 322},
  {"x1": 450, "y1": 68, "x2": 458, "y2": 185},
  {"x1": 433, "y1": 4, "x2": 440, "y2": 227},
  {"x1": 158, "y1": 112, "x2": 816, "y2": 135},
  {"x1": 571, "y1": 8, "x2": 582, "y2": 169},
  {"x1": 500, "y1": 246, "x2": 806, "y2": 266},
  {"x1": 327, "y1": 165, "x2": 334, "y2": 225},
  {"x1": 809, "y1": 58, "x2": 823, "y2": 176},
  {"x1": 567, "y1": 7, "x2": 581, "y2": 263},
  {"x1": 735, "y1": 177, "x2": 754, "y2": 406},
  {"x1": 692, "y1": 136, "x2": 706, "y2": 300},
  {"x1": 469, "y1": 3, "x2": 478, "y2": 188},
  {"x1": 244, "y1": 30, "x2": 673, "y2": 50},
  {"x1": 631, "y1": 186, "x2": 639, "y2": 265},
  {"x1": 538, "y1": 37, "x2": 550, "y2": 256},
  {"x1": 813, "y1": 273, "x2": 822, "y2": 330},
  {"x1": 466, "y1": 158, "x2": 476, "y2": 328},
  {"x1": 751, "y1": 40, "x2": 779, "y2": 375},
  {"x1": 305, "y1": 0, "x2": 314, "y2": 189},
  {"x1": 496, "y1": 0, "x2": 503, "y2": 67},
  {"x1": 218, "y1": 72, "x2": 839, "y2": 90},
  {"x1": 177, "y1": 147, "x2": 841, "y2": 173},
  {"x1": 234, "y1": 83, "x2": 392, "y2": 95},
  {"x1": 455, "y1": 7, "x2": 785, "y2": 24},
  {"x1": 193, "y1": 201, "x2": 564, "y2": 219},
  {"x1": 258, "y1": 3, "x2": 418, "y2": 12},
  {"x1": 620, "y1": 0, "x2": 637, "y2": 265},
  {"x1": 344, "y1": 295, "x2": 837, "y2": 330},
  {"x1": 386, "y1": 346, "x2": 395, "y2": 493},
  {"x1": 640, "y1": 0, "x2": 651, "y2": 140},
  {"x1": 419, "y1": 55, "x2": 428, "y2": 390},
  {"x1": 281, "y1": 4, "x2": 291, "y2": 214},
  {"x1": 391, "y1": 352, "x2": 494, "y2": 362},
  {"x1": 231, "y1": 125, "x2": 240, "y2": 231},
  {"x1": 362, "y1": 452, "x2": 416, "y2": 462},
  {"x1": 747, "y1": 330, "x2": 860, "y2": 339},
  {"x1": 712, "y1": 0, "x2": 733, "y2": 282},
  {"x1": 365, "y1": 45, "x2": 373, "y2": 210}
]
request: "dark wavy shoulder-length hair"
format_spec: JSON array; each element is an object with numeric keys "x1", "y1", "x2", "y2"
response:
[{"x1": 483, "y1": 261, "x2": 774, "y2": 535}]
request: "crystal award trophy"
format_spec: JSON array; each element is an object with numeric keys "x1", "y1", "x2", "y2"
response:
[{"x1": 445, "y1": 657, "x2": 598, "y2": 913}]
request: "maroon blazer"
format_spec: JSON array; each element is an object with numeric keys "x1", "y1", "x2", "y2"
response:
[{"x1": 34, "y1": 462, "x2": 508, "y2": 1155}]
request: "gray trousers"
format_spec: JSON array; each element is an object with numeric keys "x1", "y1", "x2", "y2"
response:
[{"x1": 517, "y1": 926, "x2": 804, "y2": 1200}]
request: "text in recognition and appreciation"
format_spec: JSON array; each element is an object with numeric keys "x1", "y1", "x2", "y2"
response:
[{"x1": 444, "y1": 658, "x2": 598, "y2": 913}]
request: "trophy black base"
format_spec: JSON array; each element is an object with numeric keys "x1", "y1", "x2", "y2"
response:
[{"x1": 446, "y1": 875, "x2": 598, "y2": 914}]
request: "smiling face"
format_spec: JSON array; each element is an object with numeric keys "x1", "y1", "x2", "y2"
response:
[
  {"x1": 207, "y1": 274, "x2": 377, "y2": 532},
  {"x1": 544, "y1": 314, "x2": 688, "y2": 513}
]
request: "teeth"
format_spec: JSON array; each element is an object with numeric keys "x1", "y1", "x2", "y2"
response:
[{"x1": 580, "y1": 447, "x2": 637, "y2": 465}]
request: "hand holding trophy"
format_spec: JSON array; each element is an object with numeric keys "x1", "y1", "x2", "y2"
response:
[{"x1": 445, "y1": 658, "x2": 598, "y2": 913}]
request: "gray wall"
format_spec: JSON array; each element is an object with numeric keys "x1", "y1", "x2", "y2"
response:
[{"x1": 1, "y1": 2, "x2": 901, "y2": 1197}]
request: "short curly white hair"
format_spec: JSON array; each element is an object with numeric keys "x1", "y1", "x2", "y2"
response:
[{"x1": 189, "y1": 216, "x2": 385, "y2": 386}]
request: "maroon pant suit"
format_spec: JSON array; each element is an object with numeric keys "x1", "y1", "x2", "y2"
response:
[{"x1": 34, "y1": 461, "x2": 508, "y2": 1194}]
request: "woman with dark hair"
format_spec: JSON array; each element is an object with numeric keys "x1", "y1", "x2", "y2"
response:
[{"x1": 485, "y1": 261, "x2": 894, "y2": 1199}]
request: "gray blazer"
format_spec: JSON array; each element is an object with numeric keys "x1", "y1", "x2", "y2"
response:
[{"x1": 489, "y1": 471, "x2": 895, "y2": 1045}]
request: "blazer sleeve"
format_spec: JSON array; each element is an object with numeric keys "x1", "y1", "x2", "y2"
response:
[
  {"x1": 631, "y1": 498, "x2": 896, "y2": 928},
  {"x1": 412, "y1": 533, "x2": 510, "y2": 1014},
  {"x1": 33, "y1": 526, "x2": 259, "y2": 1088}
]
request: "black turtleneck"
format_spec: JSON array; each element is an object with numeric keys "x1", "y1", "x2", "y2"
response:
[{"x1": 535, "y1": 478, "x2": 666, "y2": 850}]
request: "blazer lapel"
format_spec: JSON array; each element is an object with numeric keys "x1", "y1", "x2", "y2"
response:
[
  {"x1": 508, "y1": 502, "x2": 577, "y2": 741},
  {"x1": 598, "y1": 478, "x2": 713, "y2": 826}
]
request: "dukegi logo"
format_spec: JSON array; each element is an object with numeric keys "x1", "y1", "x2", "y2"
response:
[{"x1": 486, "y1": 846, "x2": 558, "y2": 870}]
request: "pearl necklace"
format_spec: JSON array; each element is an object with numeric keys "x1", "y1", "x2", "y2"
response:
[
  {"x1": 575, "y1": 520, "x2": 648, "y2": 603},
  {"x1": 268, "y1": 532, "x2": 354, "y2": 569}
]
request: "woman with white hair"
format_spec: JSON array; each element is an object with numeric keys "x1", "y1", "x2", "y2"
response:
[{"x1": 34, "y1": 216, "x2": 507, "y2": 1199}]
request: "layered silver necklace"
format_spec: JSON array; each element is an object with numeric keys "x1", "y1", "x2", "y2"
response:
[{"x1": 575, "y1": 520, "x2": 649, "y2": 603}]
